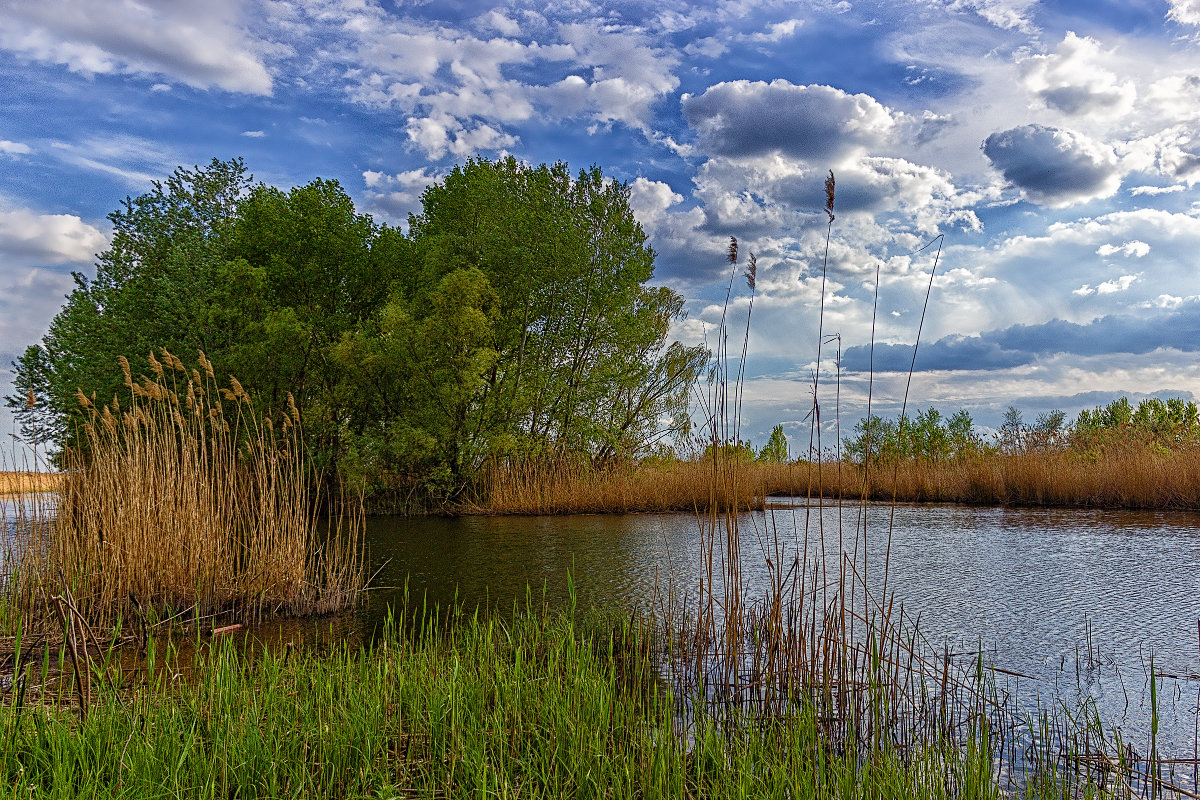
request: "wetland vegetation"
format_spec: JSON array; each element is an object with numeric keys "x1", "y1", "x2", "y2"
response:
[{"x1": 2, "y1": 158, "x2": 1196, "y2": 798}]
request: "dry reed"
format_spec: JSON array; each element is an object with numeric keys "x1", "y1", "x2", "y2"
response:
[
  {"x1": 472, "y1": 446, "x2": 1200, "y2": 514},
  {"x1": 471, "y1": 457, "x2": 766, "y2": 515},
  {"x1": 0, "y1": 471, "x2": 61, "y2": 496},
  {"x1": 7, "y1": 349, "x2": 364, "y2": 632}
]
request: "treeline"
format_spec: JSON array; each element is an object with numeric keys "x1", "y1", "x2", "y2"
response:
[
  {"x1": 842, "y1": 396, "x2": 1200, "y2": 464},
  {"x1": 7, "y1": 158, "x2": 706, "y2": 506}
]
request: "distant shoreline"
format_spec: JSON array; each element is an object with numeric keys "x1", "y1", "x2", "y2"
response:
[{"x1": 0, "y1": 471, "x2": 61, "y2": 496}]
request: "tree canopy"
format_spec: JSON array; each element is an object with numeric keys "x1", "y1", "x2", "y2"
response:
[{"x1": 7, "y1": 156, "x2": 705, "y2": 505}]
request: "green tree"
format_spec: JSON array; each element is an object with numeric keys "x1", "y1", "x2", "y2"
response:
[
  {"x1": 758, "y1": 424, "x2": 789, "y2": 463},
  {"x1": 8, "y1": 156, "x2": 705, "y2": 503},
  {"x1": 6, "y1": 158, "x2": 253, "y2": 456},
  {"x1": 356, "y1": 156, "x2": 706, "y2": 482}
]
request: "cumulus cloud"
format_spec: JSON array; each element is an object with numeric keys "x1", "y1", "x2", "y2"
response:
[
  {"x1": 1019, "y1": 32, "x2": 1135, "y2": 117},
  {"x1": 682, "y1": 80, "x2": 899, "y2": 163},
  {"x1": 404, "y1": 114, "x2": 518, "y2": 160},
  {"x1": 0, "y1": 207, "x2": 106, "y2": 266},
  {"x1": 0, "y1": 0, "x2": 273, "y2": 94},
  {"x1": 982, "y1": 124, "x2": 1121, "y2": 206}
]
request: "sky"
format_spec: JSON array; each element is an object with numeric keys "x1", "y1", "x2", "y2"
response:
[{"x1": 3, "y1": 0, "x2": 1200, "y2": 456}]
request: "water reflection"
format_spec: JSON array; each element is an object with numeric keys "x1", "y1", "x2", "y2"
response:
[{"x1": 358, "y1": 502, "x2": 1200, "y2": 759}]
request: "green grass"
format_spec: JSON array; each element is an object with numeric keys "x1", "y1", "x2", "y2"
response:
[{"x1": 0, "y1": 602, "x2": 1052, "y2": 800}]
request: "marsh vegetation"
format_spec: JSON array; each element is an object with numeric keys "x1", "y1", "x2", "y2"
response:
[{"x1": 1, "y1": 159, "x2": 1195, "y2": 799}]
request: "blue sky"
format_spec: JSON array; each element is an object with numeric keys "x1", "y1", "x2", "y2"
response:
[{"x1": 4, "y1": 0, "x2": 1200, "y2": 453}]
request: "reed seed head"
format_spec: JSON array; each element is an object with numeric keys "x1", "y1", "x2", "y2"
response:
[
  {"x1": 824, "y1": 170, "x2": 836, "y2": 223},
  {"x1": 198, "y1": 349, "x2": 215, "y2": 380},
  {"x1": 148, "y1": 351, "x2": 164, "y2": 378},
  {"x1": 230, "y1": 376, "x2": 249, "y2": 403},
  {"x1": 744, "y1": 252, "x2": 757, "y2": 291},
  {"x1": 727, "y1": 236, "x2": 739, "y2": 264}
]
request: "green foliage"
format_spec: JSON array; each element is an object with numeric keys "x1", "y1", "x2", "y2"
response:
[
  {"x1": 6, "y1": 156, "x2": 705, "y2": 502},
  {"x1": 5, "y1": 158, "x2": 253, "y2": 457},
  {"x1": 758, "y1": 424, "x2": 789, "y2": 463},
  {"x1": 702, "y1": 438, "x2": 756, "y2": 463},
  {"x1": 341, "y1": 156, "x2": 706, "y2": 497},
  {"x1": 1072, "y1": 396, "x2": 1200, "y2": 450},
  {"x1": 844, "y1": 408, "x2": 984, "y2": 464}
]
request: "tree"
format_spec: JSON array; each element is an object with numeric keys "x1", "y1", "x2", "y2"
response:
[
  {"x1": 343, "y1": 156, "x2": 706, "y2": 492},
  {"x1": 6, "y1": 158, "x2": 253, "y2": 457},
  {"x1": 8, "y1": 155, "x2": 705, "y2": 503},
  {"x1": 758, "y1": 424, "x2": 789, "y2": 463}
]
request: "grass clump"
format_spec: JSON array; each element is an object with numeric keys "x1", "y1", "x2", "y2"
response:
[
  {"x1": 0, "y1": 603, "x2": 1026, "y2": 800},
  {"x1": 7, "y1": 349, "x2": 363, "y2": 634}
]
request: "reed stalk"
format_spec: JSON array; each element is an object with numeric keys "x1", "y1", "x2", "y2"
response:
[{"x1": 6, "y1": 349, "x2": 364, "y2": 634}]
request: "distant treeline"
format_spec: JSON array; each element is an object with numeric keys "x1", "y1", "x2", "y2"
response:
[
  {"x1": 842, "y1": 396, "x2": 1200, "y2": 464},
  {"x1": 6, "y1": 157, "x2": 707, "y2": 506}
]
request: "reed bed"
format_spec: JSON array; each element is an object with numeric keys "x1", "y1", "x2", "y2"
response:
[
  {"x1": 757, "y1": 446, "x2": 1200, "y2": 509},
  {"x1": 472, "y1": 457, "x2": 767, "y2": 515},
  {"x1": 0, "y1": 472, "x2": 60, "y2": 496},
  {"x1": 472, "y1": 445, "x2": 1200, "y2": 515},
  {"x1": 5, "y1": 350, "x2": 364, "y2": 634}
]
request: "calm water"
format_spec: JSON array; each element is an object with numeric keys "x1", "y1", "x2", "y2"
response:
[
  {"x1": 359, "y1": 501, "x2": 1200, "y2": 760},
  {"x1": 4, "y1": 496, "x2": 1198, "y2": 763}
]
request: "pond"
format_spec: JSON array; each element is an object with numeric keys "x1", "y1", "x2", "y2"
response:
[{"x1": 357, "y1": 501, "x2": 1200, "y2": 763}]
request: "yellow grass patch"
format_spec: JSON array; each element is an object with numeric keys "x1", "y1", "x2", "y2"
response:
[{"x1": 0, "y1": 471, "x2": 61, "y2": 496}]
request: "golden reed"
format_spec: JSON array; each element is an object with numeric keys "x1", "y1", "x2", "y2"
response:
[
  {"x1": 475, "y1": 444, "x2": 1200, "y2": 515},
  {"x1": 7, "y1": 349, "x2": 363, "y2": 631}
]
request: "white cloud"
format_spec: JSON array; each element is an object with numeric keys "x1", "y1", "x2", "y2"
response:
[
  {"x1": 1095, "y1": 274, "x2": 1139, "y2": 294},
  {"x1": 0, "y1": 141, "x2": 32, "y2": 156},
  {"x1": 940, "y1": 0, "x2": 1039, "y2": 32},
  {"x1": 240, "y1": 130, "x2": 266, "y2": 138},
  {"x1": 743, "y1": 19, "x2": 804, "y2": 43},
  {"x1": 0, "y1": 207, "x2": 107, "y2": 265},
  {"x1": 1130, "y1": 185, "x2": 1186, "y2": 196},
  {"x1": 1096, "y1": 240, "x2": 1150, "y2": 258},
  {"x1": 0, "y1": 0, "x2": 273, "y2": 94},
  {"x1": 478, "y1": 10, "x2": 522, "y2": 37},
  {"x1": 404, "y1": 114, "x2": 518, "y2": 160},
  {"x1": 684, "y1": 37, "x2": 728, "y2": 59},
  {"x1": 362, "y1": 167, "x2": 441, "y2": 221},
  {"x1": 1019, "y1": 32, "x2": 1136, "y2": 118},
  {"x1": 1167, "y1": 0, "x2": 1200, "y2": 26}
]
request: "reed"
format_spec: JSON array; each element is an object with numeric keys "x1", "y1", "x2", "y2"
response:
[
  {"x1": 6, "y1": 349, "x2": 364, "y2": 633},
  {"x1": 472, "y1": 444, "x2": 1200, "y2": 514},
  {"x1": 471, "y1": 456, "x2": 766, "y2": 515},
  {"x1": 0, "y1": 472, "x2": 60, "y2": 496},
  {"x1": 774, "y1": 446, "x2": 1200, "y2": 509}
]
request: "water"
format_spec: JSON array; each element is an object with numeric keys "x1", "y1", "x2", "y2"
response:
[
  {"x1": 359, "y1": 501, "x2": 1200, "y2": 764},
  {"x1": 6, "y1": 494, "x2": 1199, "y2": 770}
]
